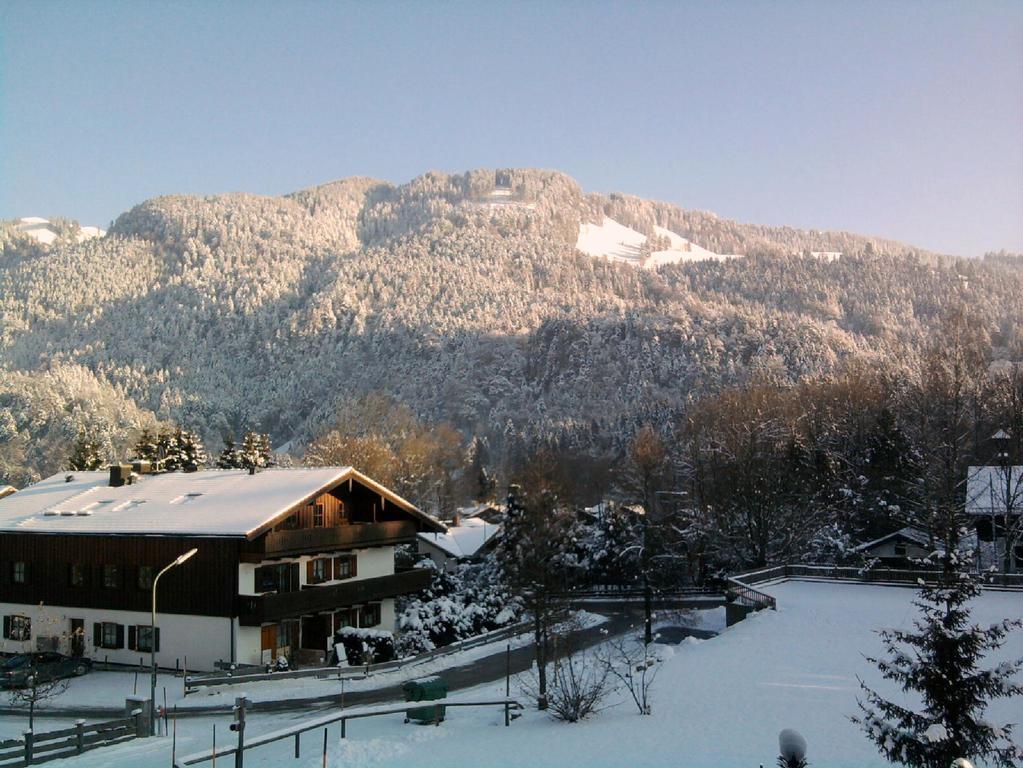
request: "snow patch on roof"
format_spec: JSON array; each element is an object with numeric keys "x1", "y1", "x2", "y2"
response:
[
  {"x1": 0, "y1": 467, "x2": 356, "y2": 537},
  {"x1": 418, "y1": 517, "x2": 500, "y2": 559}
]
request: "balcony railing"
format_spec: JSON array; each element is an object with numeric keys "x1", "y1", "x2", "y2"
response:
[
  {"x1": 236, "y1": 569, "x2": 432, "y2": 625},
  {"x1": 241, "y1": 520, "x2": 419, "y2": 562}
]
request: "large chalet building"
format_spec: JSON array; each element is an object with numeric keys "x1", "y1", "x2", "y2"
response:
[{"x1": 0, "y1": 464, "x2": 444, "y2": 669}]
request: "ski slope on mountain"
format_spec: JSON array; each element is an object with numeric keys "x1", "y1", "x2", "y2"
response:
[{"x1": 575, "y1": 217, "x2": 739, "y2": 268}]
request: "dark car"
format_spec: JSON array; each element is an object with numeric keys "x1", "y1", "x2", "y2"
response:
[{"x1": 0, "y1": 652, "x2": 92, "y2": 688}]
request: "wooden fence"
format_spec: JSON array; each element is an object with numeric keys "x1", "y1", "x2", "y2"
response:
[
  {"x1": 0, "y1": 713, "x2": 144, "y2": 767},
  {"x1": 185, "y1": 620, "x2": 533, "y2": 695},
  {"x1": 173, "y1": 698, "x2": 523, "y2": 767}
]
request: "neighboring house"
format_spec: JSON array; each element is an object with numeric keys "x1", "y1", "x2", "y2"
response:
[
  {"x1": 0, "y1": 464, "x2": 444, "y2": 669},
  {"x1": 852, "y1": 526, "x2": 942, "y2": 567},
  {"x1": 456, "y1": 502, "x2": 504, "y2": 526},
  {"x1": 966, "y1": 464, "x2": 1023, "y2": 572},
  {"x1": 417, "y1": 516, "x2": 501, "y2": 570}
]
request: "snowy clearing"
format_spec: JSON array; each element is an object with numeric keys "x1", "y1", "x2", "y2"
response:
[
  {"x1": 10, "y1": 582, "x2": 1022, "y2": 768},
  {"x1": 575, "y1": 217, "x2": 739, "y2": 268}
]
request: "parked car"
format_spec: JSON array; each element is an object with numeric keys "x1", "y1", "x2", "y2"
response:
[{"x1": 0, "y1": 653, "x2": 91, "y2": 688}]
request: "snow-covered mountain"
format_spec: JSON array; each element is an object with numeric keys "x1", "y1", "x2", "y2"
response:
[{"x1": 1, "y1": 167, "x2": 1019, "y2": 487}]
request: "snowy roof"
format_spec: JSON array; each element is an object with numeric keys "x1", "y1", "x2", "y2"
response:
[
  {"x1": 418, "y1": 517, "x2": 501, "y2": 559},
  {"x1": 0, "y1": 467, "x2": 441, "y2": 538},
  {"x1": 965, "y1": 465, "x2": 1023, "y2": 515},
  {"x1": 852, "y1": 526, "x2": 940, "y2": 553}
]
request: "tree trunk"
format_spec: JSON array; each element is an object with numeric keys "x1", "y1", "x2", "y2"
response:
[{"x1": 534, "y1": 608, "x2": 547, "y2": 710}]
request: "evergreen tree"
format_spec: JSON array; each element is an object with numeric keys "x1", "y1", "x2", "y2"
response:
[
  {"x1": 216, "y1": 437, "x2": 243, "y2": 469},
  {"x1": 854, "y1": 550, "x2": 1023, "y2": 767},
  {"x1": 240, "y1": 431, "x2": 274, "y2": 471},
  {"x1": 133, "y1": 429, "x2": 159, "y2": 463},
  {"x1": 157, "y1": 429, "x2": 184, "y2": 471},
  {"x1": 178, "y1": 430, "x2": 208, "y2": 472},
  {"x1": 496, "y1": 480, "x2": 581, "y2": 710},
  {"x1": 67, "y1": 431, "x2": 104, "y2": 471}
]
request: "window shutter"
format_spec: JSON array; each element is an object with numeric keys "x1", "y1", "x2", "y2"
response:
[
  {"x1": 325, "y1": 558, "x2": 333, "y2": 581},
  {"x1": 115, "y1": 624, "x2": 125, "y2": 649},
  {"x1": 2, "y1": 615, "x2": 10, "y2": 639},
  {"x1": 93, "y1": 622, "x2": 102, "y2": 647},
  {"x1": 290, "y1": 563, "x2": 299, "y2": 590},
  {"x1": 351, "y1": 555, "x2": 358, "y2": 578},
  {"x1": 128, "y1": 625, "x2": 137, "y2": 651},
  {"x1": 155, "y1": 627, "x2": 161, "y2": 653},
  {"x1": 306, "y1": 560, "x2": 314, "y2": 583}
]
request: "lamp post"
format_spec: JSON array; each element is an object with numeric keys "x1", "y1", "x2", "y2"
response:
[
  {"x1": 992, "y1": 429, "x2": 1012, "y2": 573},
  {"x1": 150, "y1": 548, "x2": 198, "y2": 736}
]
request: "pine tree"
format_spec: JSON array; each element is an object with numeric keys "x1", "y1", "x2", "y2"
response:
[
  {"x1": 496, "y1": 480, "x2": 581, "y2": 710},
  {"x1": 178, "y1": 430, "x2": 208, "y2": 472},
  {"x1": 240, "y1": 431, "x2": 274, "y2": 471},
  {"x1": 215, "y1": 438, "x2": 237, "y2": 468},
  {"x1": 133, "y1": 429, "x2": 159, "y2": 463},
  {"x1": 157, "y1": 429, "x2": 184, "y2": 471},
  {"x1": 853, "y1": 548, "x2": 1023, "y2": 767},
  {"x1": 67, "y1": 431, "x2": 104, "y2": 471}
]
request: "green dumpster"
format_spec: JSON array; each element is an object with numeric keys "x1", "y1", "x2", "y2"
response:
[{"x1": 403, "y1": 676, "x2": 448, "y2": 724}]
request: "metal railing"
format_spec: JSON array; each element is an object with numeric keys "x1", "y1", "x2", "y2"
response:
[
  {"x1": 173, "y1": 698, "x2": 523, "y2": 767},
  {"x1": 723, "y1": 577, "x2": 777, "y2": 611},
  {"x1": 0, "y1": 713, "x2": 144, "y2": 767},
  {"x1": 185, "y1": 620, "x2": 532, "y2": 695},
  {"x1": 732, "y1": 564, "x2": 1023, "y2": 590}
]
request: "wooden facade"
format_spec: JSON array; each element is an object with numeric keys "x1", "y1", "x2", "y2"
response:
[{"x1": 0, "y1": 533, "x2": 240, "y2": 617}]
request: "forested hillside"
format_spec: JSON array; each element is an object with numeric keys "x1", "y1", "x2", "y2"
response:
[{"x1": 2, "y1": 168, "x2": 1022, "y2": 493}]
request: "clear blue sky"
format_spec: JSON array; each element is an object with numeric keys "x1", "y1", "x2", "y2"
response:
[{"x1": 1, "y1": 0, "x2": 1021, "y2": 256}]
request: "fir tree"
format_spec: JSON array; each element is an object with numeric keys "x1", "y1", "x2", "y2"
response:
[
  {"x1": 157, "y1": 429, "x2": 184, "y2": 471},
  {"x1": 67, "y1": 431, "x2": 104, "y2": 471},
  {"x1": 179, "y1": 430, "x2": 208, "y2": 472},
  {"x1": 240, "y1": 431, "x2": 274, "y2": 471},
  {"x1": 216, "y1": 437, "x2": 243, "y2": 469},
  {"x1": 853, "y1": 548, "x2": 1023, "y2": 767},
  {"x1": 133, "y1": 429, "x2": 159, "y2": 463}
]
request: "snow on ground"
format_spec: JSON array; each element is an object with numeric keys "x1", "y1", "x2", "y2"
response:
[
  {"x1": 575, "y1": 218, "x2": 738, "y2": 268},
  {"x1": 14, "y1": 583, "x2": 1023, "y2": 767}
]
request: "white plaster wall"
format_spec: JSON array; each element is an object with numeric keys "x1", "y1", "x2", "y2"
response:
[
  {"x1": 0, "y1": 602, "x2": 233, "y2": 671},
  {"x1": 380, "y1": 598, "x2": 396, "y2": 632},
  {"x1": 355, "y1": 546, "x2": 394, "y2": 579},
  {"x1": 237, "y1": 562, "x2": 256, "y2": 595},
  {"x1": 235, "y1": 623, "x2": 262, "y2": 666}
]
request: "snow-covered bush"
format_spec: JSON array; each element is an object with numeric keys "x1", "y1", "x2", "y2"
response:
[
  {"x1": 397, "y1": 560, "x2": 518, "y2": 656},
  {"x1": 335, "y1": 627, "x2": 395, "y2": 666}
]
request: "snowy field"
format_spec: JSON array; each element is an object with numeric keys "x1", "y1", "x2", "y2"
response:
[{"x1": 8, "y1": 581, "x2": 1022, "y2": 768}]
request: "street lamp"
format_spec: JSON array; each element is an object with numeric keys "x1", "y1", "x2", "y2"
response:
[{"x1": 150, "y1": 547, "x2": 197, "y2": 735}]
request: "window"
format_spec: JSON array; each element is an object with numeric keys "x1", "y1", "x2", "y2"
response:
[
  {"x1": 102, "y1": 565, "x2": 120, "y2": 589},
  {"x1": 137, "y1": 565, "x2": 154, "y2": 591},
  {"x1": 2, "y1": 615, "x2": 31, "y2": 641},
  {"x1": 307, "y1": 557, "x2": 331, "y2": 584},
  {"x1": 69, "y1": 564, "x2": 86, "y2": 588},
  {"x1": 358, "y1": 603, "x2": 381, "y2": 628},
  {"x1": 333, "y1": 554, "x2": 357, "y2": 580},
  {"x1": 12, "y1": 561, "x2": 26, "y2": 584},
  {"x1": 95, "y1": 621, "x2": 124, "y2": 649},
  {"x1": 255, "y1": 563, "x2": 300, "y2": 593},
  {"x1": 128, "y1": 625, "x2": 160, "y2": 653},
  {"x1": 894, "y1": 542, "x2": 907, "y2": 557},
  {"x1": 312, "y1": 504, "x2": 324, "y2": 527}
]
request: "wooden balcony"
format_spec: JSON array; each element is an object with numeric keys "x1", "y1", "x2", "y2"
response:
[
  {"x1": 236, "y1": 569, "x2": 432, "y2": 625},
  {"x1": 241, "y1": 520, "x2": 419, "y2": 562}
]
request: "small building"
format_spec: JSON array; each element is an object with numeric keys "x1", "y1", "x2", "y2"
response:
[
  {"x1": 852, "y1": 526, "x2": 941, "y2": 567},
  {"x1": 0, "y1": 465, "x2": 444, "y2": 669},
  {"x1": 417, "y1": 516, "x2": 501, "y2": 570},
  {"x1": 966, "y1": 464, "x2": 1023, "y2": 572}
]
